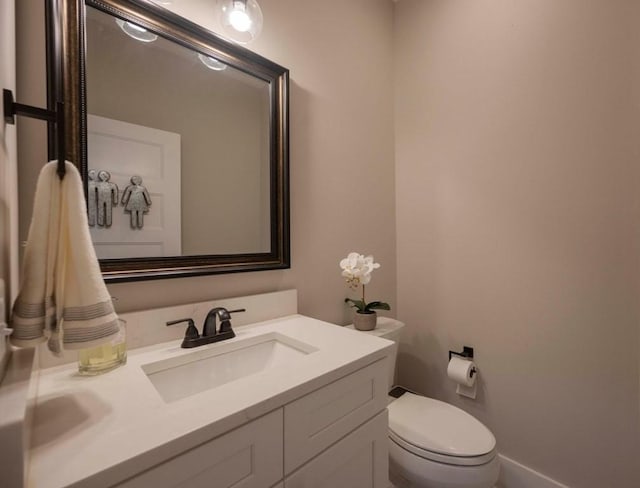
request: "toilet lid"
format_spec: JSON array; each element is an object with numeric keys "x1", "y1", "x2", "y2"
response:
[{"x1": 388, "y1": 393, "x2": 496, "y2": 459}]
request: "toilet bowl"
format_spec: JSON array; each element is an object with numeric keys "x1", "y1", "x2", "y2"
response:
[
  {"x1": 387, "y1": 392, "x2": 499, "y2": 488},
  {"x1": 348, "y1": 318, "x2": 500, "y2": 488}
]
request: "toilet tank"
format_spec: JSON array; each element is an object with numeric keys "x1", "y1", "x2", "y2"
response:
[{"x1": 346, "y1": 317, "x2": 405, "y2": 390}]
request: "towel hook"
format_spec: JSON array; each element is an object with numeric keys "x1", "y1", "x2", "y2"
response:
[{"x1": 3, "y1": 88, "x2": 66, "y2": 180}]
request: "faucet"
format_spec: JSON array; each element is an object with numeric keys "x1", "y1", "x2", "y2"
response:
[
  {"x1": 166, "y1": 307, "x2": 246, "y2": 348},
  {"x1": 203, "y1": 307, "x2": 237, "y2": 337}
]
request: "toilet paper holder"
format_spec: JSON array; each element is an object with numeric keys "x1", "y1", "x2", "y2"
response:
[
  {"x1": 448, "y1": 346, "x2": 474, "y2": 361},
  {"x1": 448, "y1": 346, "x2": 477, "y2": 378}
]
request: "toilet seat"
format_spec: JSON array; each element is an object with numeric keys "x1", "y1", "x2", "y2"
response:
[{"x1": 388, "y1": 393, "x2": 497, "y2": 467}]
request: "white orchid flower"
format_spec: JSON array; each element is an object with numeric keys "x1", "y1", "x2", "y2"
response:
[
  {"x1": 340, "y1": 252, "x2": 381, "y2": 288},
  {"x1": 361, "y1": 255, "x2": 380, "y2": 284}
]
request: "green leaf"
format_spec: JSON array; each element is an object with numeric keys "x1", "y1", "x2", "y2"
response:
[
  {"x1": 364, "y1": 301, "x2": 391, "y2": 312},
  {"x1": 344, "y1": 298, "x2": 366, "y2": 312}
]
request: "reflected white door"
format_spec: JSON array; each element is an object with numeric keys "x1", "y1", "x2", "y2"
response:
[{"x1": 87, "y1": 114, "x2": 181, "y2": 258}]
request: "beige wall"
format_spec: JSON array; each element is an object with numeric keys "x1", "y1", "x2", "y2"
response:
[
  {"x1": 16, "y1": 0, "x2": 47, "y2": 276},
  {"x1": 0, "y1": 0, "x2": 18, "y2": 370},
  {"x1": 0, "y1": 0, "x2": 18, "y2": 303},
  {"x1": 633, "y1": 2, "x2": 640, "y2": 419},
  {"x1": 16, "y1": 0, "x2": 397, "y2": 325},
  {"x1": 394, "y1": 1, "x2": 640, "y2": 487}
]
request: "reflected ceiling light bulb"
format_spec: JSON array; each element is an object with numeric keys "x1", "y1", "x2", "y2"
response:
[
  {"x1": 219, "y1": 0, "x2": 263, "y2": 45},
  {"x1": 115, "y1": 18, "x2": 158, "y2": 42},
  {"x1": 197, "y1": 53, "x2": 227, "y2": 71}
]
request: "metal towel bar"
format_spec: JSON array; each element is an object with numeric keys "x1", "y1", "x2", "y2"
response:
[{"x1": 3, "y1": 88, "x2": 66, "y2": 180}]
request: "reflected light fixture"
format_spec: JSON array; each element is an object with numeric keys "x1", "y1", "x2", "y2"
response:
[
  {"x1": 219, "y1": 0, "x2": 263, "y2": 45},
  {"x1": 115, "y1": 18, "x2": 158, "y2": 43},
  {"x1": 197, "y1": 53, "x2": 227, "y2": 71}
]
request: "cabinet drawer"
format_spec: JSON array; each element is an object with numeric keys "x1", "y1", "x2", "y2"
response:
[
  {"x1": 285, "y1": 410, "x2": 389, "y2": 488},
  {"x1": 117, "y1": 409, "x2": 283, "y2": 488},
  {"x1": 284, "y1": 359, "x2": 388, "y2": 473}
]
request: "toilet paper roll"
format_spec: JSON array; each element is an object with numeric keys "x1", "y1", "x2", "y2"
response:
[{"x1": 447, "y1": 356, "x2": 477, "y2": 387}]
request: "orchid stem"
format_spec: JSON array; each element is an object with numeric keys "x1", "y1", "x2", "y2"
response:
[{"x1": 362, "y1": 284, "x2": 366, "y2": 307}]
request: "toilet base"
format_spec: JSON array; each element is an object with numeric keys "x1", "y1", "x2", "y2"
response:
[{"x1": 389, "y1": 437, "x2": 500, "y2": 488}]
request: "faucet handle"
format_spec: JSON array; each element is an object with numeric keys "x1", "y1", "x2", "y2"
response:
[
  {"x1": 218, "y1": 308, "x2": 246, "y2": 334},
  {"x1": 166, "y1": 318, "x2": 200, "y2": 340}
]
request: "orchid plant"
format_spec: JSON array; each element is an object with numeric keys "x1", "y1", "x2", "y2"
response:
[{"x1": 340, "y1": 252, "x2": 390, "y2": 314}]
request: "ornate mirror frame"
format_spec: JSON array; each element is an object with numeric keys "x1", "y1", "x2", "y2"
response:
[{"x1": 46, "y1": 0, "x2": 290, "y2": 283}]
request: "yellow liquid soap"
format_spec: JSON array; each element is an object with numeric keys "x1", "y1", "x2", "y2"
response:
[{"x1": 77, "y1": 320, "x2": 127, "y2": 375}]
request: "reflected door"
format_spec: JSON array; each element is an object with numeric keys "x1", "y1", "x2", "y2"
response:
[{"x1": 87, "y1": 114, "x2": 182, "y2": 258}]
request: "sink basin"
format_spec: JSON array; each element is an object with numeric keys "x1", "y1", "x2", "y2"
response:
[{"x1": 142, "y1": 332, "x2": 317, "y2": 403}]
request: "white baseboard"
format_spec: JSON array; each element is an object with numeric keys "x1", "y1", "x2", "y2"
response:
[{"x1": 498, "y1": 454, "x2": 569, "y2": 488}]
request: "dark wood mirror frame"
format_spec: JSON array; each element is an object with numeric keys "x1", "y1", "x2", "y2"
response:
[{"x1": 46, "y1": 0, "x2": 290, "y2": 283}]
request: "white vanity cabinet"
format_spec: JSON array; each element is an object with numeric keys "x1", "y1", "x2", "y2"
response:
[
  {"x1": 285, "y1": 411, "x2": 389, "y2": 488},
  {"x1": 27, "y1": 309, "x2": 395, "y2": 488},
  {"x1": 282, "y1": 359, "x2": 389, "y2": 487},
  {"x1": 283, "y1": 359, "x2": 389, "y2": 475},
  {"x1": 115, "y1": 359, "x2": 389, "y2": 488},
  {"x1": 116, "y1": 409, "x2": 284, "y2": 488}
]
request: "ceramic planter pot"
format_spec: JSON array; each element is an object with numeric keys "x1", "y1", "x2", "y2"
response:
[{"x1": 353, "y1": 311, "x2": 377, "y2": 331}]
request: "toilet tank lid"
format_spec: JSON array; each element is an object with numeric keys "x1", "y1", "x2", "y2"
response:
[{"x1": 388, "y1": 393, "x2": 496, "y2": 457}]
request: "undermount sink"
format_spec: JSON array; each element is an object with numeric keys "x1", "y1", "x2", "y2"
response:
[{"x1": 141, "y1": 332, "x2": 318, "y2": 403}]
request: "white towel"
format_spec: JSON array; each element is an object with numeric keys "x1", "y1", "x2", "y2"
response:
[{"x1": 11, "y1": 161, "x2": 119, "y2": 353}]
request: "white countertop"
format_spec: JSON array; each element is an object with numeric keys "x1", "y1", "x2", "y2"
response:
[
  {"x1": 0, "y1": 347, "x2": 37, "y2": 488},
  {"x1": 27, "y1": 314, "x2": 393, "y2": 488}
]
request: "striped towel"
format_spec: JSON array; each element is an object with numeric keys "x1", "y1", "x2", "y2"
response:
[{"x1": 11, "y1": 161, "x2": 119, "y2": 353}]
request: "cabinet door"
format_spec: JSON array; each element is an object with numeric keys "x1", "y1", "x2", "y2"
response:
[
  {"x1": 284, "y1": 359, "x2": 388, "y2": 473},
  {"x1": 117, "y1": 409, "x2": 283, "y2": 488},
  {"x1": 285, "y1": 410, "x2": 389, "y2": 488}
]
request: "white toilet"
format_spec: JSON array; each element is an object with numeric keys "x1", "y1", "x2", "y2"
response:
[{"x1": 349, "y1": 318, "x2": 500, "y2": 488}]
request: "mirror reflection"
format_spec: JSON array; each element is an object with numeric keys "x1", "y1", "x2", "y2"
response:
[{"x1": 85, "y1": 5, "x2": 271, "y2": 259}]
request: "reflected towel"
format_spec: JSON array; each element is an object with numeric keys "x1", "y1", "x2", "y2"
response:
[{"x1": 11, "y1": 161, "x2": 119, "y2": 353}]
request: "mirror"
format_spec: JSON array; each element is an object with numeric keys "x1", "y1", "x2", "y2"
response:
[{"x1": 47, "y1": 0, "x2": 290, "y2": 282}]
